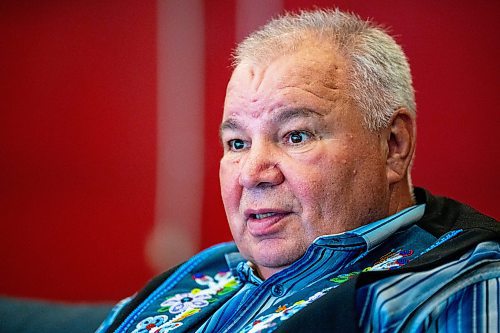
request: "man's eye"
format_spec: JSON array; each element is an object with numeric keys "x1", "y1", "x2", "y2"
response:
[
  {"x1": 228, "y1": 139, "x2": 247, "y2": 151},
  {"x1": 286, "y1": 131, "x2": 311, "y2": 144}
]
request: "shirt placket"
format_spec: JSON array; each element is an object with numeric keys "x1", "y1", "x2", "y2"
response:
[{"x1": 218, "y1": 240, "x2": 367, "y2": 332}]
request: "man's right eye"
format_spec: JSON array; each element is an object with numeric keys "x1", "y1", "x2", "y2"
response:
[{"x1": 228, "y1": 139, "x2": 247, "y2": 151}]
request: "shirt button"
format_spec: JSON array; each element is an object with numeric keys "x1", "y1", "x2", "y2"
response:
[{"x1": 271, "y1": 284, "x2": 285, "y2": 297}]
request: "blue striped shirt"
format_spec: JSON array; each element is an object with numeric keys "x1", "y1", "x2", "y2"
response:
[
  {"x1": 196, "y1": 204, "x2": 499, "y2": 332},
  {"x1": 97, "y1": 204, "x2": 499, "y2": 333}
]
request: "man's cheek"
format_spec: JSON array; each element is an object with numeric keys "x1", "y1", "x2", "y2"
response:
[{"x1": 291, "y1": 173, "x2": 325, "y2": 200}]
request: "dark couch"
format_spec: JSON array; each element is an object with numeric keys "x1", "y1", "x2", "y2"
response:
[{"x1": 0, "y1": 296, "x2": 112, "y2": 333}]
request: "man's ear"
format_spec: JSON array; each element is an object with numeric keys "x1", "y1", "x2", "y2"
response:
[{"x1": 386, "y1": 108, "x2": 416, "y2": 185}]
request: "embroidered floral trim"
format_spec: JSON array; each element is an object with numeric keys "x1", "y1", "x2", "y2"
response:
[
  {"x1": 148, "y1": 271, "x2": 240, "y2": 331},
  {"x1": 370, "y1": 248, "x2": 414, "y2": 271},
  {"x1": 159, "y1": 293, "x2": 211, "y2": 314},
  {"x1": 240, "y1": 248, "x2": 417, "y2": 333},
  {"x1": 240, "y1": 288, "x2": 333, "y2": 333},
  {"x1": 131, "y1": 315, "x2": 182, "y2": 333},
  {"x1": 330, "y1": 248, "x2": 415, "y2": 284}
]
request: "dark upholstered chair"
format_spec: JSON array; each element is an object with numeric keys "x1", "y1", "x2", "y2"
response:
[{"x1": 0, "y1": 296, "x2": 112, "y2": 333}]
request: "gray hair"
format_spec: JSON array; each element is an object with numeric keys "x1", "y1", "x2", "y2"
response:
[{"x1": 233, "y1": 9, "x2": 415, "y2": 131}]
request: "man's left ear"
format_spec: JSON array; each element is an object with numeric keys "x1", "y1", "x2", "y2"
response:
[{"x1": 385, "y1": 108, "x2": 416, "y2": 184}]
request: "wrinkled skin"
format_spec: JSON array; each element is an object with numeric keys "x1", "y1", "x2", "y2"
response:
[{"x1": 219, "y1": 45, "x2": 413, "y2": 279}]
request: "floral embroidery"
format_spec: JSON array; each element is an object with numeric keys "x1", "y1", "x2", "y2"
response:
[
  {"x1": 370, "y1": 248, "x2": 414, "y2": 271},
  {"x1": 153, "y1": 270, "x2": 240, "y2": 329},
  {"x1": 192, "y1": 271, "x2": 238, "y2": 295},
  {"x1": 131, "y1": 315, "x2": 182, "y2": 333},
  {"x1": 160, "y1": 292, "x2": 211, "y2": 314},
  {"x1": 240, "y1": 288, "x2": 332, "y2": 333},
  {"x1": 171, "y1": 308, "x2": 200, "y2": 322},
  {"x1": 330, "y1": 271, "x2": 360, "y2": 283},
  {"x1": 330, "y1": 249, "x2": 415, "y2": 283}
]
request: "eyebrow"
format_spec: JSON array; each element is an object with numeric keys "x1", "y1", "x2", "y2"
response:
[
  {"x1": 219, "y1": 107, "x2": 323, "y2": 136},
  {"x1": 273, "y1": 107, "x2": 323, "y2": 124},
  {"x1": 220, "y1": 118, "x2": 241, "y2": 133}
]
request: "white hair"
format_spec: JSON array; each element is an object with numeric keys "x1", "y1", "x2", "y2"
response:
[{"x1": 233, "y1": 9, "x2": 415, "y2": 131}]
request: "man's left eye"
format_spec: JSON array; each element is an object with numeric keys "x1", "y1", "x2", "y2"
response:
[{"x1": 286, "y1": 131, "x2": 311, "y2": 144}]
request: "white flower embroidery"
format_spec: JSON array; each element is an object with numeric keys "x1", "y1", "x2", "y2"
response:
[
  {"x1": 160, "y1": 292, "x2": 211, "y2": 314},
  {"x1": 193, "y1": 271, "x2": 233, "y2": 290},
  {"x1": 241, "y1": 287, "x2": 332, "y2": 333},
  {"x1": 131, "y1": 315, "x2": 182, "y2": 333}
]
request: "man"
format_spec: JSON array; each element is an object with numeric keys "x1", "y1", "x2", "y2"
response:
[{"x1": 98, "y1": 9, "x2": 499, "y2": 333}]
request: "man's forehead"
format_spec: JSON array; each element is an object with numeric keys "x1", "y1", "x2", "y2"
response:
[
  {"x1": 221, "y1": 44, "x2": 351, "y2": 134},
  {"x1": 224, "y1": 68, "x2": 346, "y2": 117},
  {"x1": 228, "y1": 44, "x2": 345, "y2": 89},
  {"x1": 220, "y1": 107, "x2": 324, "y2": 134}
]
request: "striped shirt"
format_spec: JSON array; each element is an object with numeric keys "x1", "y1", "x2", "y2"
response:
[
  {"x1": 196, "y1": 204, "x2": 499, "y2": 332},
  {"x1": 97, "y1": 204, "x2": 499, "y2": 333}
]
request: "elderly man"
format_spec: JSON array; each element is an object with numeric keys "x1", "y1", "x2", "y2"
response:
[{"x1": 98, "y1": 9, "x2": 499, "y2": 333}]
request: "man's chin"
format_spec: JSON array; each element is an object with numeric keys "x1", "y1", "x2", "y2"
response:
[{"x1": 250, "y1": 245, "x2": 306, "y2": 275}]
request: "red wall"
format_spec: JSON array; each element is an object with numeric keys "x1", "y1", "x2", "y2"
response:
[
  {"x1": 1, "y1": 1, "x2": 498, "y2": 302},
  {"x1": 0, "y1": 1, "x2": 157, "y2": 301}
]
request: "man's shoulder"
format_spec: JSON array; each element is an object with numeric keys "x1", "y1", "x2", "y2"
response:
[
  {"x1": 97, "y1": 242, "x2": 240, "y2": 333},
  {"x1": 414, "y1": 187, "x2": 498, "y2": 237},
  {"x1": 355, "y1": 240, "x2": 500, "y2": 333}
]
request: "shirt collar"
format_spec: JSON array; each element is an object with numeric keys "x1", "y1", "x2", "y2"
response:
[
  {"x1": 313, "y1": 204, "x2": 425, "y2": 250},
  {"x1": 224, "y1": 253, "x2": 262, "y2": 285},
  {"x1": 348, "y1": 204, "x2": 425, "y2": 249},
  {"x1": 225, "y1": 204, "x2": 426, "y2": 279}
]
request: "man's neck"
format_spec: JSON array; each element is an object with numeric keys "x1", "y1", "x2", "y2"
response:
[{"x1": 388, "y1": 179, "x2": 416, "y2": 217}]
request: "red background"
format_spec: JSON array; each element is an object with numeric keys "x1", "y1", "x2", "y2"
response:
[{"x1": 1, "y1": 0, "x2": 498, "y2": 302}]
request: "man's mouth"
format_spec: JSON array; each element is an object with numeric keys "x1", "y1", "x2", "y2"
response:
[
  {"x1": 245, "y1": 210, "x2": 292, "y2": 237},
  {"x1": 252, "y1": 212, "x2": 278, "y2": 220}
]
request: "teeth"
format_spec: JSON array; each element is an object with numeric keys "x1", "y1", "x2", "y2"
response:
[{"x1": 254, "y1": 212, "x2": 276, "y2": 219}]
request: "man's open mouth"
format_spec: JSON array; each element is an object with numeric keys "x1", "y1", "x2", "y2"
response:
[{"x1": 252, "y1": 212, "x2": 278, "y2": 220}]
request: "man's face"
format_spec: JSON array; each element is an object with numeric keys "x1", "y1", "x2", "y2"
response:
[{"x1": 220, "y1": 46, "x2": 391, "y2": 278}]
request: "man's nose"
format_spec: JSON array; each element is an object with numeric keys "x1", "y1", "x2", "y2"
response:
[{"x1": 238, "y1": 142, "x2": 284, "y2": 189}]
